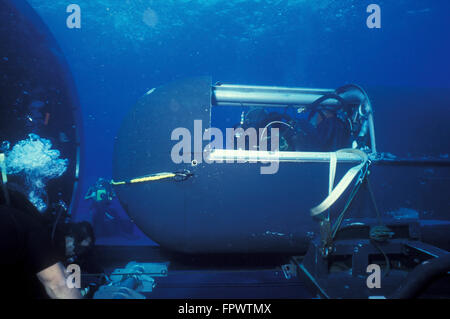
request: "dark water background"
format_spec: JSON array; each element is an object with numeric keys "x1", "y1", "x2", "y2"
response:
[{"x1": 26, "y1": 0, "x2": 450, "y2": 245}]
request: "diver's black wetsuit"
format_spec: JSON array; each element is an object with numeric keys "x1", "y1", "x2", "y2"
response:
[
  {"x1": 315, "y1": 116, "x2": 351, "y2": 151},
  {"x1": 241, "y1": 109, "x2": 350, "y2": 152},
  {"x1": 0, "y1": 204, "x2": 61, "y2": 299}
]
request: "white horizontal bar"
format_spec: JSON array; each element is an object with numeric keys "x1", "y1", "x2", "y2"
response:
[{"x1": 207, "y1": 149, "x2": 364, "y2": 163}]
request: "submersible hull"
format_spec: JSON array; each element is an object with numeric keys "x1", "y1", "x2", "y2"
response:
[
  {"x1": 112, "y1": 77, "x2": 365, "y2": 253},
  {"x1": 113, "y1": 77, "x2": 450, "y2": 254}
]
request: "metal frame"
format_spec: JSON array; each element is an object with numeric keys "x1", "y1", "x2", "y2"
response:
[
  {"x1": 210, "y1": 83, "x2": 377, "y2": 163},
  {"x1": 207, "y1": 149, "x2": 365, "y2": 163},
  {"x1": 210, "y1": 83, "x2": 450, "y2": 167},
  {"x1": 291, "y1": 220, "x2": 449, "y2": 299}
]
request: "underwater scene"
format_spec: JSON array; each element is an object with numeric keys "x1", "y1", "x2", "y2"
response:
[{"x1": 0, "y1": 0, "x2": 449, "y2": 301}]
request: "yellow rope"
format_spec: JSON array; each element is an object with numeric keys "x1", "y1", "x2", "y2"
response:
[
  {"x1": 111, "y1": 181, "x2": 126, "y2": 186},
  {"x1": 130, "y1": 172, "x2": 176, "y2": 183},
  {"x1": 111, "y1": 172, "x2": 177, "y2": 186}
]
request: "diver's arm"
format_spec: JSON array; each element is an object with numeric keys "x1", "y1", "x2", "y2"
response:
[
  {"x1": 84, "y1": 194, "x2": 95, "y2": 200},
  {"x1": 37, "y1": 262, "x2": 82, "y2": 299},
  {"x1": 84, "y1": 187, "x2": 95, "y2": 200}
]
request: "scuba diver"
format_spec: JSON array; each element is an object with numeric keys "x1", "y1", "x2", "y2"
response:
[
  {"x1": 309, "y1": 108, "x2": 351, "y2": 151},
  {"x1": 0, "y1": 139, "x2": 83, "y2": 298},
  {"x1": 0, "y1": 179, "x2": 81, "y2": 299},
  {"x1": 85, "y1": 178, "x2": 135, "y2": 239},
  {"x1": 236, "y1": 105, "x2": 351, "y2": 152}
]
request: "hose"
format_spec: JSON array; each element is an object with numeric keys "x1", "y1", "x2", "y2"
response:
[
  {"x1": 336, "y1": 84, "x2": 377, "y2": 154},
  {"x1": 260, "y1": 121, "x2": 294, "y2": 141},
  {"x1": 390, "y1": 253, "x2": 450, "y2": 299},
  {"x1": 307, "y1": 93, "x2": 348, "y2": 123}
]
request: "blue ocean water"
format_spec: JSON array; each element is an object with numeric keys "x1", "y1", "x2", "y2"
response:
[{"x1": 25, "y1": 0, "x2": 450, "y2": 245}]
